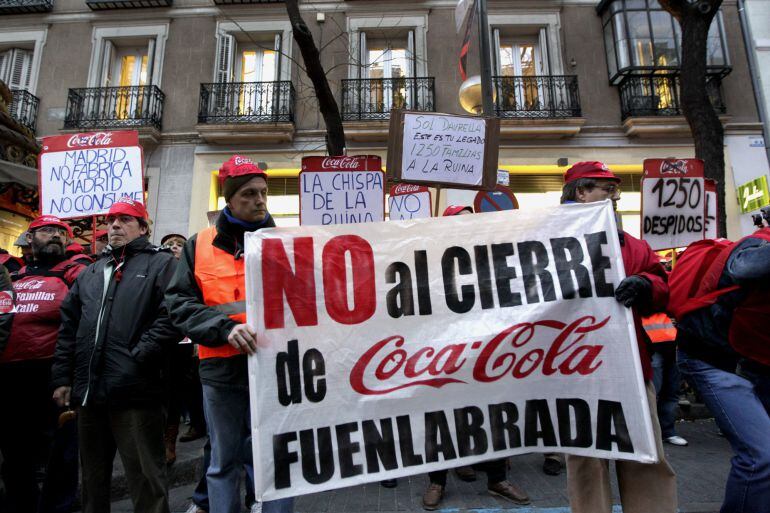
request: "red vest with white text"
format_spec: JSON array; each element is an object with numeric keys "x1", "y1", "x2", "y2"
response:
[{"x1": 1, "y1": 259, "x2": 84, "y2": 363}]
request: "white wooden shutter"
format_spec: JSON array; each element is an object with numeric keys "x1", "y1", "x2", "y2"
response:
[
  {"x1": 215, "y1": 33, "x2": 234, "y2": 83},
  {"x1": 145, "y1": 38, "x2": 156, "y2": 85},
  {"x1": 407, "y1": 30, "x2": 415, "y2": 78},
  {"x1": 100, "y1": 40, "x2": 114, "y2": 86},
  {"x1": 273, "y1": 33, "x2": 282, "y2": 81},
  {"x1": 0, "y1": 51, "x2": 9, "y2": 85},
  {"x1": 359, "y1": 31, "x2": 367, "y2": 79},
  {"x1": 8, "y1": 49, "x2": 33, "y2": 91},
  {"x1": 538, "y1": 28, "x2": 550, "y2": 75},
  {"x1": 493, "y1": 29, "x2": 502, "y2": 76}
]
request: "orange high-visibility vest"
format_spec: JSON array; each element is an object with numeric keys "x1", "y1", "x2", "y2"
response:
[
  {"x1": 194, "y1": 226, "x2": 245, "y2": 360},
  {"x1": 642, "y1": 312, "x2": 677, "y2": 343}
]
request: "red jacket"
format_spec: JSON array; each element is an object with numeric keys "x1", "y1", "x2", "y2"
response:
[{"x1": 620, "y1": 232, "x2": 670, "y2": 380}]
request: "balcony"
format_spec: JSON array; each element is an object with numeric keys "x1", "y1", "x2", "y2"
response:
[
  {"x1": 0, "y1": 0, "x2": 53, "y2": 13},
  {"x1": 9, "y1": 90, "x2": 39, "y2": 135},
  {"x1": 196, "y1": 81, "x2": 295, "y2": 144},
  {"x1": 86, "y1": 0, "x2": 171, "y2": 9},
  {"x1": 619, "y1": 75, "x2": 728, "y2": 137},
  {"x1": 64, "y1": 86, "x2": 164, "y2": 142},
  {"x1": 492, "y1": 75, "x2": 584, "y2": 139},
  {"x1": 341, "y1": 77, "x2": 434, "y2": 141}
]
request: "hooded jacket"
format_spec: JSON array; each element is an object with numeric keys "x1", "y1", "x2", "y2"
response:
[
  {"x1": 165, "y1": 211, "x2": 275, "y2": 387},
  {"x1": 50, "y1": 236, "x2": 180, "y2": 407}
]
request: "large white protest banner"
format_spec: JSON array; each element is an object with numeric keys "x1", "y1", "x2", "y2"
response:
[
  {"x1": 244, "y1": 200, "x2": 656, "y2": 501},
  {"x1": 38, "y1": 131, "x2": 144, "y2": 219}
]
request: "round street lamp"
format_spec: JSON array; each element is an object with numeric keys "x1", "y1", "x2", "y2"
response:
[{"x1": 459, "y1": 75, "x2": 496, "y2": 115}]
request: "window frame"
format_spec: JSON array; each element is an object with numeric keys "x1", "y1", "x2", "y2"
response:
[
  {"x1": 0, "y1": 28, "x2": 47, "y2": 95},
  {"x1": 86, "y1": 24, "x2": 168, "y2": 88}
]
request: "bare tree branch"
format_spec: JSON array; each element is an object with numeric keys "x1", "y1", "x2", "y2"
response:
[{"x1": 285, "y1": 0, "x2": 345, "y2": 155}]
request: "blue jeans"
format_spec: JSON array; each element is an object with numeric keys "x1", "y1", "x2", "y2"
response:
[
  {"x1": 192, "y1": 439, "x2": 254, "y2": 511},
  {"x1": 651, "y1": 345, "x2": 680, "y2": 438},
  {"x1": 202, "y1": 383, "x2": 293, "y2": 513},
  {"x1": 678, "y1": 350, "x2": 770, "y2": 513}
]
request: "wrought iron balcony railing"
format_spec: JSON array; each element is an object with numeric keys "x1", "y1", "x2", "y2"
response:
[
  {"x1": 198, "y1": 81, "x2": 295, "y2": 124},
  {"x1": 619, "y1": 75, "x2": 726, "y2": 120},
  {"x1": 213, "y1": 0, "x2": 283, "y2": 4},
  {"x1": 9, "y1": 89, "x2": 40, "y2": 134},
  {"x1": 341, "y1": 77, "x2": 435, "y2": 121},
  {"x1": 0, "y1": 0, "x2": 53, "y2": 14},
  {"x1": 64, "y1": 85, "x2": 165, "y2": 131},
  {"x1": 86, "y1": 0, "x2": 172, "y2": 10},
  {"x1": 492, "y1": 75, "x2": 581, "y2": 118}
]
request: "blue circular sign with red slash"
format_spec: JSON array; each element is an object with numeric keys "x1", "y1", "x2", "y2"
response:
[{"x1": 474, "y1": 185, "x2": 519, "y2": 213}]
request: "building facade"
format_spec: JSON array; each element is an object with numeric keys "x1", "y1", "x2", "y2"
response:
[{"x1": 0, "y1": 0, "x2": 765, "y2": 245}]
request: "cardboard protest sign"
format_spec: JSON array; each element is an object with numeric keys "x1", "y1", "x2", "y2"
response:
[
  {"x1": 38, "y1": 131, "x2": 144, "y2": 219},
  {"x1": 387, "y1": 110, "x2": 499, "y2": 191},
  {"x1": 244, "y1": 200, "x2": 657, "y2": 501},
  {"x1": 299, "y1": 156, "x2": 385, "y2": 226},
  {"x1": 641, "y1": 159, "x2": 705, "y2": 251},
  {"x1": 704, "y1": 179, "x2": 718, "y2": 239},
  {"x1": 388, "y1": 184, "x2": 432, "y2": 220}
]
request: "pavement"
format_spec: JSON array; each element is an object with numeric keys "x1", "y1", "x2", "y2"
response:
[{"x1": 103, "y1": 418, "x2": 732, "y2": 513}]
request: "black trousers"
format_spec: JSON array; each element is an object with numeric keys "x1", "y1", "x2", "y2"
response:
[
  {"x1": 428, "y1": 458, "x2": 507, "y2": 486},
  {"x1": 0, "y1": 359, "x2": 78, "y2": 513},
  {"x1": 78, "y1": 404, "x2": 169, "y2": 513}
]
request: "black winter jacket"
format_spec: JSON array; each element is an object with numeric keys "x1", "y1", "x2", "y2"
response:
[
  {"x1": 165, "y1": 212, "x2": 275, "y2": 386},
  {"x1": 50, "y1": 236, "x2": 180, "y2": 407}
]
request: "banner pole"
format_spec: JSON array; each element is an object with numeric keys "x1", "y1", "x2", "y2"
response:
[
  {"x1": 91, "y1": 216, "x2": 97, "y2": 255},
  {"x1": 434, "y1": 186, "x2": 442, "y2": 217}
]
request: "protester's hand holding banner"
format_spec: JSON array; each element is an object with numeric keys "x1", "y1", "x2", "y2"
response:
[{"x1": 244, "y1": 200, "x2": 657, "y2": 501}]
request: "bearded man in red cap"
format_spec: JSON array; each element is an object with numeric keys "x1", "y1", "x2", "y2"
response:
[
  {"x1": 166, "y1": 156, "x2": 293, "y2": 513},
  {"x1": 561, "y1": 162, "x2": 677, "y2": 513},
  {"x1": 51, "y1": 197, "x2": 179, "y2": 513},
  {"x1": 0, "y1": 215, "x2": 85, "y2": 513}
]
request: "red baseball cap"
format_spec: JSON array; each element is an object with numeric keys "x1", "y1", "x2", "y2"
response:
[
  {"x1": 66, "y1": 242, "x2": 85, "y2": 254},
  {"x1": 442, "y1": 205, "x2": 473, "y2": 217},
  {"x1": 218, "y1": 155, "x2": 268, "y2": 185},
  {"x1": 107, "y1": 196, "x2": 148, "y2": 220},
  {"x1": 564, "y1": 161, "x2": 621, "y2": 184},
  {"x1": 28, "y1": 215, "x2": 74, "y2": 238},
  {"x1": 94, "y1": 230, "x2": 108, "y2": 240}
]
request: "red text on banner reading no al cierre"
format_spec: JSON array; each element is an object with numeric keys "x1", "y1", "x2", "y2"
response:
[{"x1": 261, "y1": 232, "x2": 617, "y2": 330}]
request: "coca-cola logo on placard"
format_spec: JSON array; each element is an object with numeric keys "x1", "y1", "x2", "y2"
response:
[
  {"x1": 321, "y1": 157, "x2": 364, "y2": 170},
  {"x1": 660, "y1": 160, "x2": 690, "y2": 175},
  {"x1": 0, "y1": 291, "x2": 13, "y2": 314},
  {"x1": 349, "y1": 316, "x2": 608, "y2": 395},
  {"x1": 393, "y1": 184, "x2": 425, "y2": 195},
  {"x1": 66, "y1": 132, "x2": 113, "y2": 148}
]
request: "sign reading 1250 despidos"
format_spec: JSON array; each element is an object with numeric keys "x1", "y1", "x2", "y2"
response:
[
  {"x1": 641, "y1": 158, "x2": 705, "y2": 251},
  {"x1": 38, "y1": 131, "x2": 144, "y2": 219}
]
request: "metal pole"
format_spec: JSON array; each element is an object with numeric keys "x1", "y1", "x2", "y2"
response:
[{"x1": 477, "y1": 0, "x2": 495, "y2": 117}]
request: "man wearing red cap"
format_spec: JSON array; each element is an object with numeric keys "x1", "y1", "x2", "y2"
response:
[
  {"x1": 93, "y1": 229, "x2": 109, "y2": 257},
  {"x1": 166, "y1": 156, "x2": 293, "y2": 513},
  {"x1": 51, "y1": 197, "x2": 180, "y2": 513},
  {"x1": 561, "y1": 162, "x2": 677, "y2": 513},
  {"x1": 0, "y1": 215, "x2": 85, "y2": 513}
]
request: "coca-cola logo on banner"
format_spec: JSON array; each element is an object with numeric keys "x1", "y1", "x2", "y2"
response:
[{"x1": 66, "y1": 132, "x2": 114, "y2": 149}]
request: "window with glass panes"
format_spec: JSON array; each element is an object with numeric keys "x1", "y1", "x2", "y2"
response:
[{"x1": 598, "y1": 0, "x2": 730, "y2": 85}]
